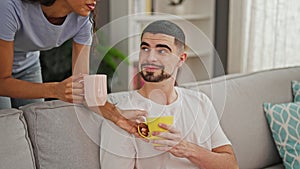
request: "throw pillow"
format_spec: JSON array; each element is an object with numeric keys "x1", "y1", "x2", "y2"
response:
[
  {"x1": 20, "y1": 100, "x2": 103, "y2": 169},
  {"x1": 292, "y1": 80, "x2": 300, "y2": 102},
  {"x1": 0, "y1": 109, "x2": 36, "y2": 169},
  {"x1": 263, "y1": 102, "x2": 300, "y2": 169}
]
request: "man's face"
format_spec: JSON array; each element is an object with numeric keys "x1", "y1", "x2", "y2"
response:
[{"x1": 139, "y1": 33, "x2": 182, "y2": 82}]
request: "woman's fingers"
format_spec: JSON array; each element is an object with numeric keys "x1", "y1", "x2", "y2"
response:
[
  {"x1": 72, "y1": 81, "x2": 84, "y2": 89},
  {"x1": 63, "y1": 76, "x2": 85, "y2": 103},
  {"x1": 72, "y1": 73, "x2": 86, "y2": 82},
  {"x1": 120, "y1": 109, "x2": 148, "y2": 121},
  {"x1": 71, "y1": 95, "x2": 85, "y2": 104}
]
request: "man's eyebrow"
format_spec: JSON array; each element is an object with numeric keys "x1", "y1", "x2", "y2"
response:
[
  {"x1": 156, "y1": 44, "x2": 172, "y2": 52},
  {"x1": 140, "y1": 42, "x2": 172, "y2": 52},
  {"x1": 140, "y1": 42, "x2": 149, "y2": 47}
]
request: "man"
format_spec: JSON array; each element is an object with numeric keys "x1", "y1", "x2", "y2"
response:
[{"x1": 100, "y1": 20, "x2": 238, "y2": 169}]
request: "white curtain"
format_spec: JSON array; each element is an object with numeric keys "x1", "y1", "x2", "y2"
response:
[{"x1": 241, "y1": 0, "x2": 300, "y2": 72}]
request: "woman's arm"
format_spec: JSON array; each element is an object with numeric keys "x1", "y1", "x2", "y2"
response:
[
  {"x1": 0, "y1": 39, "x2": 55, "y2": 99},
  {"x1": 0, "y1": 39, "x2": 84, "y2": 103},
  {"x1": 72, "y1": 41, "x2": 148, "y2": 135},
  {"x1": 72, "y1": 41, "x2": 90, "y2": 75}
]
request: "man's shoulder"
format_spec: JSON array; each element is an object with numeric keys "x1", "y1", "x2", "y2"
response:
[
  {"x1": 108, "y1": 90, "x2": 136, "y2": 104},
  {"x1": 177, "y1": 87, "x2": 210, "y2": 103},
  {"x1": 108, "y1": 90, "x2": 133, "y2": 98},
  {"x1": 177, "y1": 87, "x2": 208, "y2": 99}
]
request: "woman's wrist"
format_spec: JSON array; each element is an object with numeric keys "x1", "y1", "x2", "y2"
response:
[
  {"x1": 99, "y1": 102, "x2": 123, "y2": 123},
  {"x1": 43, "y1": 82, "x2": 60, "y2": 99}
]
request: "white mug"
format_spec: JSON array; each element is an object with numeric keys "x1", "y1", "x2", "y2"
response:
[{"x1": 84, "y1": 74, "x2": 107, "y2": 107}]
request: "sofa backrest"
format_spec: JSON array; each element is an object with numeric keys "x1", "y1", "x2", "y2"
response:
[{"x1": 181, "y1": 66, "x2": 300, "y2": 168}]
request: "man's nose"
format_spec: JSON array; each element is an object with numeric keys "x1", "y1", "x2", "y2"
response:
[{"x1": 147, "y1": 49, "x2": 157, "y2": 62}]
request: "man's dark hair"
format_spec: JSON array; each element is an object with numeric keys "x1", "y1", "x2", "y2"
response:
[
  {"x1": 142, "y1": 20, "x2": 186, "y2": 52},
  {"x1": 22, "y1": 0, "x2": 56, "y2": 6}
]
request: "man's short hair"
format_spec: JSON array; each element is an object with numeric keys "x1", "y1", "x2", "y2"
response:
[{"x1": 142, "y1": 20, "x2": 186, "y2": 51}]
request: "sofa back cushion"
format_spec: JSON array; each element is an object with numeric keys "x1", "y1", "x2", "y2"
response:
[
  {"x1": 292, "y1": 80, "x2": 300, "y2": 102},
  {"x1": 0, "y1": 108, "x2": 35, "y2": 169},
  {"x1": 264, "y1": 102, "x2": 300, "y2": 169},
  {"x1": 181, "y1": 66, "x2": 300, "y2": 168},
  {"x1": 21, "y1": 100, "x2": 103, "y2": 169}
]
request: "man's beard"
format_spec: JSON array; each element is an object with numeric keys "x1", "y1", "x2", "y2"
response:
[{"x1": 139, "y1": 63, "x2": 171, "y2": 82}]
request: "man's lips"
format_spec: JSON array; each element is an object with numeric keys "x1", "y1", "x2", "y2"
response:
[
  {"x1": 144, "y1": 66, "x2": 159, "y2": 70},
  {"x1": 141, "y1": 64, "x2": 164, "y2": 71}
]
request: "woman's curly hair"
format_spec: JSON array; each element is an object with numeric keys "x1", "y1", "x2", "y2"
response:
[{"x1": 22, "y1": 0, "x2": 56, "y2": 6}]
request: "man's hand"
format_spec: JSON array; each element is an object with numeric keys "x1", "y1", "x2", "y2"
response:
[
  {"x1": 151, "y1": 123, "x2": 190, "y2": 158},
  {"x1": 151, "y1": 123, "x2": 239, "y2": 169}
]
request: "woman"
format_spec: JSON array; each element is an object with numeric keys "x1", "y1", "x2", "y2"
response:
[
  {"x1": 0, "y1": 0, "x2": 146, "y2": 135},
  {"x1": 0, "y1": 0, "x2": 95, "y2": 109}
]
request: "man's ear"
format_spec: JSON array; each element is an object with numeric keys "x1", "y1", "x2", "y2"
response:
[{"x1": 178, "y1": 52, "x2": 187, "y2": 67}]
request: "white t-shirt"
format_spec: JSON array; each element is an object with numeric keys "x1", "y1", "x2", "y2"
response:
[
  {"x1": 0, "y1": 0, "x2": 92, "y2": 73},
  {"x1": 100, "y1": 87, "x2": 231, "y2": 169}
]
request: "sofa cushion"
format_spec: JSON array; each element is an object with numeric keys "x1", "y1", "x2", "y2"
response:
[
  {"x1": 292, "y1": 80, "x2": 300, "y2": 102},
  {"x1": 181, "y1": 66, "x2": 300, "y2": 168},
  {"x1": 264, "y1": 102, "x2": 300, "y2": 169},
  {"x1": 0, "y1": 108, "x2": 35, "y2": 169},
  {"x1": 20, "y1": 100, "x2": 103, "y2": 169}
]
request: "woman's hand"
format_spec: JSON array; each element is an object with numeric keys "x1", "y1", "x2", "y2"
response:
[
  {"x1": 114, "y1": 108, "x2": 148, "y2": 137},
  {"x1": 120, "y1": 109, "x2": 147, "y2": 123},
  {"x1": 88, "y1": 102, "x2": 148, "y2": 137},
  {"x1": 56, "y1": 74, "x2": 85, "y2": 103}
]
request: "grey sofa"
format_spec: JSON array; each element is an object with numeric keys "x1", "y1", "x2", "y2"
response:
[
  {"x1": 1, "y1": 66, "x2": 299, "y2": 169},
  {"x1": 181, "y1": 66, "x2": 300, "y2": 169}
]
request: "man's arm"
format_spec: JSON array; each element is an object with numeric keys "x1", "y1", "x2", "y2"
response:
[
  {"x1": 152, "y1": 124, "x2": 239, "y2": 169},
  {"x1": 181, "y1": 143, "x2": 238, "y2": 169}
]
